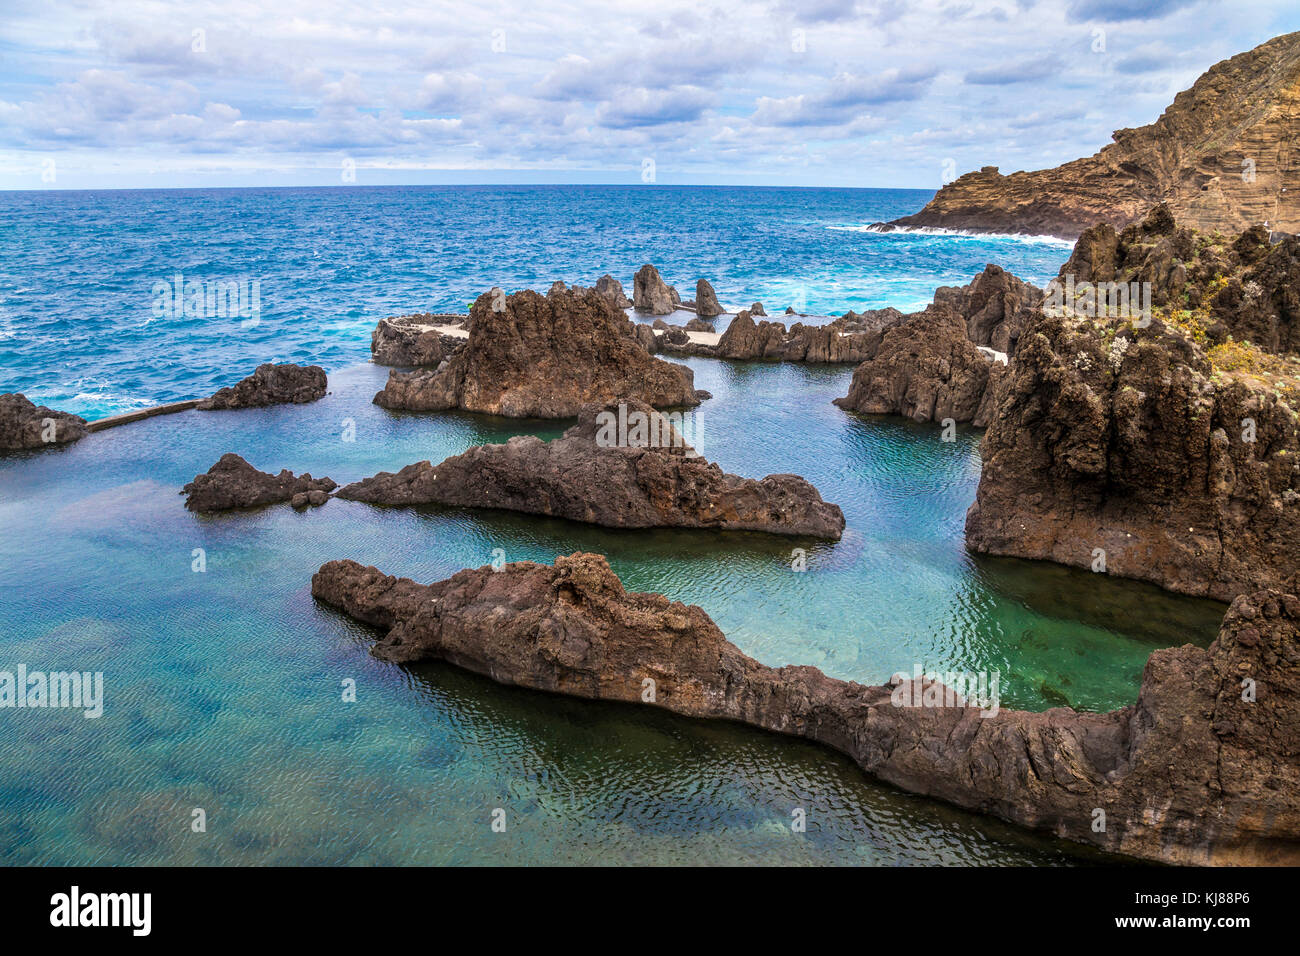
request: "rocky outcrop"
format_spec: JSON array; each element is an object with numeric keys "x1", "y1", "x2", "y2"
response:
[
  {"x1": 714, "y1": 312, "x2": 884, "y2": 363},
  {"x1": 1058, "y1": 205, "x2": 1300, "y2": 355},
  {"x1": 371, "y1": 314, "x2": 467, "y2": 366},
  {"x1": 340, "y1": 399, "x2": 844, "y2": 538},
  {"x1": 196, "y1": 363, "x2": 327, "y2": 410},
  {"x1": 0, "y1": 393, "x2": 88, "y2": 450},
  {"x1": 695, "y1": 279, "x2": 724, "y2": 318},
  {"x1": 312, "y1": 552, "x2": 1300, "y2": 866},
  {"x1": 833, "y1": 307, "x2": 1006, "y2": 426},
  {"x1": 932, "y1": 264, "x2": 1044, "y2": 355},
  {"x1": 374, "y1": 287, "x2": 701, "y2": 417},
  {"x1": 966, "y1": 310, "x2": 1300, "y2": 600},
  {"x1": 182, "y1": 453, "x2": 335, "y2": 512},
  {"x1": 633, "y1": 264, "x2": 676, "y2": 315},
  {"x1": 750, "y1": 302, "x2": 767, "y2": 316},
  {"x1": 886, "y1": 32, "x2": 1300, "y2": 238},
  {"x1": 595, "y1": 274, "x2": 631, "y2": 309}
]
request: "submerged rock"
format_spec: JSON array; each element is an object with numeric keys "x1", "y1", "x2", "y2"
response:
[
  {"x1": 312, "y1": 552, "x2": 1300, "y2": 866},
  {"x1": 833, "y1": 306, "x2": 1005, "y2": 426},
  {"x1": 633, "y1": 264, "x2": 676, "y2": 315},
  {"x1": 695, "y1": 279, "x2": 724, "y2": 318},
  {"x1": 340, "y1": 399, "x2": 844, "y2": 538},
  {"x1": 371, "y1": 314, "x2": 467, "y2": 366},
  {"x1": 182, "y1": 453, "x2": 336, "y2": 512},
  {"x1": 0, "y1": 393, "x2": 88, "y2": 450},
  {"x1": 196, "y1": 363, "x2": 327, "y2": 410},
  {"x1": 374, "y1": 286, "x2": 699, "y2": 417}
]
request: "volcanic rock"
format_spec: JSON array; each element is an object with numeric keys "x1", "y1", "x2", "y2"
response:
[
  {"x1": 833, "y1": 307, "x2": 1005, "y2": 425},
  {"x1": 374, "y1": 286, "x2": 700, "y2": 417},
  {"x1": 340, "y1": 399, "x2": 845, "y2": 538},
  {"x1": 371, "y1": 314, "x2": 465, "y2": 366},
  {"x1": 196, "y1": 363, "x2": 327, "y2": 410},
  {"x1": 312, "y1": 552, "x2": 1300, "y2": 866},
  {"x1": 695, "y1": 279, "x2": 724, "y2": 318},
  {"x1": 931, "y1": 264, "x2": 1044, "y2": 354},
  {"x1": 0, "y1": 393, "x2": 88, "y2": 450},
  {"x1": 633, "y1": 264, "x2": 676, "y2": 315},
  {"x1": 182, "y1": 453, "x2": 336, "y2": 512},
  {"x1": 887, "y1": 32, "x2": 1300, "y2": 238},
  {"x1": 715, "y1": 313, "x2": 882, "y2": 363},
  {"x1": 595, "y1": 274, "x2": 632, "y2": 308}
]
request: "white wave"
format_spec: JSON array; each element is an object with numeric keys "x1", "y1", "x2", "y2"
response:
[{"x1": 829, "y1": 223, "x2": 1074, "y2": 246}]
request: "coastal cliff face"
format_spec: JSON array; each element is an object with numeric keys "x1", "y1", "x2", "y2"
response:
[
  {"x1": 312, "y1": 552, "x2": 1300, "y2": 866},
  {"x1": 374, "y1": 286, "x2": 700, "y2": 416},
  {"x1": 340, "y1": 399, "x2": 845, "y2": 538},
  {"x1": 0, "y1": 393, "x2": 88, "y2": 450},
  {"x1": 833, "y1": 306, "x2": 1006, "y2": 425},
  {"x1": 889, "y1": 32, "x2": 1300, "y2": 238},
  {"x1": 966, "y1": 311, "x2": 1300, "y2": 601}
]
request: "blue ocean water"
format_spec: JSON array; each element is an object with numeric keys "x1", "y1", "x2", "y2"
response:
[
  {"x1": 0, "y1": 185, "x2": 1072, "y2": 419},
  {"x1": 0, "y1": 185, "x2": 1221, "y2": 865}
]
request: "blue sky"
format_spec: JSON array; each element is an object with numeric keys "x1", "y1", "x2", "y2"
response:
[{"x1": 1, "y1": 0, "x2": 1296, "y2": 190}]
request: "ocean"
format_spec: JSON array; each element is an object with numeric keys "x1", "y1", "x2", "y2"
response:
[{"x1": 0, "y1": 185, "x2": 1223, "y2": 865}]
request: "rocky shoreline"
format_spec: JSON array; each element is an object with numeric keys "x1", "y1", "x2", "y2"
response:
[{"x1": 312, "y1": 551, "x2": 1300, "y2": 866}]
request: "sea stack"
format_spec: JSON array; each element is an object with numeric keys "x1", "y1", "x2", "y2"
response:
[
  {"x1": 633, "y1": 264, "x2": 676, "y2": 315},
  {"x1": 373, "y1": 286, "x2": 700, "y2": 417}
]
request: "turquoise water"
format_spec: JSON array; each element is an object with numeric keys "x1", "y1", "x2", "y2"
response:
[
  {"x1": 0, "y1": 185, "x2": 1074, "y2": 419},
  {"x1": 0, "y1": 357, "x2": 1223, "y2": 865}
]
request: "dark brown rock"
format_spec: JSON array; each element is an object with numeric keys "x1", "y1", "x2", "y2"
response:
[
  {"x1": 633, "y1": 264, "x2": 675, "y2": 314},
  {"x1": 371, "y1": 314, "x2": 466, "y2": 366},
  {"x1": 931, "y1": 264, "x2": 1044, "y2": 354},
  {"x1": 695, "y1": 279, "x2": 724, "y2": 318},
  {"x1": 312, "y1": 552, "x2": 1300, "y2": 866},
  {"x1": 833, "y1": 307, "x2": 1005, "y2": 425},
  {"x1": 715, "y1": 313, "x2": 881, "y2": 363},
  {"x1": 966, "y1": 311, "x2": 1300, "y2": 600},
  {"x1": 595, "y1": 274, "x2": 631, "y2": 309},
  {"x1": 374, "y1": 287, "x2": 700, "y2": 417},
  {"x1": 0, "y1": 393, "x2": 88, "y2": 450},
  {"x1": 340, "y1": 399, "x2": 844, "y2": 539},
  {"x1": 196, "y1": 363, "x2": 327, "y2": 410},
  {"x1": 182, "y1": 453, "x2": 336, "y2": 512}
]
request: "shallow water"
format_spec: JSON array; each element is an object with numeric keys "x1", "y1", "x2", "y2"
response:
[{"x1": 0, "y1": 360, "x2": 1224, "y2": 865}]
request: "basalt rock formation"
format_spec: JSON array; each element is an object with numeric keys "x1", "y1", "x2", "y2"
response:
[
  {"x1": 340, "y1": 399, "x2": 845, "y2": 539},
  {"x1": 886, "y1": 32, "x2": 1300, "y2": 238},
  {"x1": 966, "y1": 310, "x2": 1300, "y2": 600},
  {"x1": 182, "y1": 453, "x2": 336, "y2": 512},
  {"x1": 595, "y1": 274, "x2": 632, "y2": 309},
  {"x1": 0, "y1": 393, "x2": 88, "y2": 451},
  {"x1": 371, "y1": 314, "x2": 467, "y2": 366},
  {"x1": 932, "y1": 264, "x2": 1044, "y2": 355},
  {"x1": 312, "y1": 552, "x2": 1300, "y2": 866},
  {"x1": 695, "y1": 279, "x2": 724, "y2": 318},
  {"x1": 715, "y1": 312, "x2": 884, "y2": 363},
  {"x1": 196, "y1": 363, "x2": 327, "y2": 410},
  {"x1": 374, "y1": 286, "x2": 700, "y2": 417},
  {"x1": 1060, "y1": 204, "x2": 1300, "y2": 354},
  {"x1": 633, "y1": 264, "x2": 676, "y2": 315},
  {"x1": 834, "y1": 307, "x2": 1006, "y2": 426}
]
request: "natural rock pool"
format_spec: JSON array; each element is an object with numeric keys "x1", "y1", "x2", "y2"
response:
[{"x1": 0, "y1": 358, "x2": 1227, "y2": 864}]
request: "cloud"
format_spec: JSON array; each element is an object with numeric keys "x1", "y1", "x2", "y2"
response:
[
  {"x1": 1065, "y1": 0, "x2": 1204, "y2": 22},
  {"x1": 964, "y1": 55, "x2": 1059, "y2": 85}
]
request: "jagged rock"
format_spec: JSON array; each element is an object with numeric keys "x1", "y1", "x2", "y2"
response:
[
  {"x1": 887, "y1": 32, "x2": 1300, "y2": 238},
  {"x1": 931, "y1": 264, "x2": 1044, "y2": 354},
  {"x1": 633, "y1": 264, "x2": 675, "y2": 315},
  {"x1": 371, "y1": 314, "x2": 465, "y2": 366},
  {"x1": 0, "y1": 393, "x2": 88, "y2": 451},
  {"x1": 695, "y1": 279, "x2": 724, "y2": 318},
  {"x1": 785, "y1": 306, "x2": 796, "y2": 315},
  {"x1": 966, "y1": 310, "x2": 1300, "y2": 600},
  {"x1": 684, "y1": 317, "x2": 715, "y2": 332},
  {"x1": 716, "y1": 312, "x2": 882, "y2": 364},
  {"x1": 312, "y1": 552, "x2": 1300, "y2": 866},
  {"x1": 833, "y1": 307, "x2": 1004, "y2": 425},
  {"x1": 196, "y1": 363, "x2": 327, "y2": 410},
  {"x1": 595, "y1": 274, "x2": 631, "y2": 308},
  {"x1": 374, "y1": 287, "x2": 700, "y2": 417},
  {"x1": 182, "y1": 453, "x2": 335, "y2": 512},
  {"x1": 340, "y1": 399, "x2": 844, "y2": 538},
  {"x1": 834, "y1": 307, "x2": 904, "y2": 332},
  {"x1": 750, "y1": 302, "x2": 767, "y2": 316}
]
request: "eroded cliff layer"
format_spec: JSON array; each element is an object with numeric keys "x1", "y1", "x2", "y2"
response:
[
  {"x1": 888, "y1": 32, "x2": 1300, "y2": 238},
  {"x1": 312, "y1": 552, "x2": 1300, "y2": 865}
]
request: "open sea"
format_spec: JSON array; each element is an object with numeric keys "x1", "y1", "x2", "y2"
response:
[{"x1": 0, "y1": 185, "x2": 1223, "y2": 865}]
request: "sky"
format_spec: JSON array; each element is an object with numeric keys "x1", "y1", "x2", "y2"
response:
[{"x1": 0, "y1": 0, "x2": 1297, "y2": 190}]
